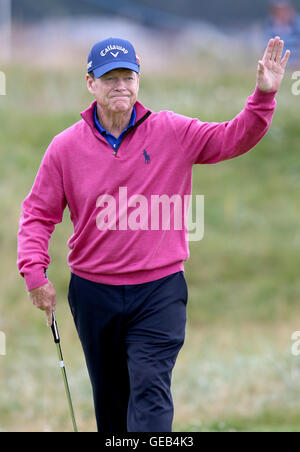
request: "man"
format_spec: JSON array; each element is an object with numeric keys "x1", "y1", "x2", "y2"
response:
[
  {"x1": 266, "y1": 1, "x2": 300, "y2": 68},
  {"x1": 17, "y1": 37, "x2": 290, "y2": 432}
]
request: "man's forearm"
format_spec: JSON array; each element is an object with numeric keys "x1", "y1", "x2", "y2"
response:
[{"x1": 17, "y1": 138, "x2": 67, "y2": 291}]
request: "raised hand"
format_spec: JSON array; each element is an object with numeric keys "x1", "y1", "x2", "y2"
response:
[{"x1": 256, "y1": 36, "x2": 291, "y2": 92}]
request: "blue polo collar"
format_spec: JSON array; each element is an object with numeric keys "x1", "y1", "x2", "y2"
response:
[{"x1": 94, "y1": 104, "x2": 136, "y2": 151}]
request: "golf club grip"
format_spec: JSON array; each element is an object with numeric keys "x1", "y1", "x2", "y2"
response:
[{"x1": 51, "y1": 313, "x2": 60, "y2": 343}]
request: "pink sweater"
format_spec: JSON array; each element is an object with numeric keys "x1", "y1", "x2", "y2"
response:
[{"x1": 17, "y1": 87, "x2": 277, "y2": 291}]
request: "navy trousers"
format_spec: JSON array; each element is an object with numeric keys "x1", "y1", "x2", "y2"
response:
[{"x1": 67, "y1": 270, "x2": 188, "y2": 432}]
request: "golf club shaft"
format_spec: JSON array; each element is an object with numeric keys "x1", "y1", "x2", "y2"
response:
[
  {"x1": 56, "y1": 342, "x2": 78, "y2": 432},
  {"x1": 51, "y1": 313, "x2": 78, "y2": 432}
]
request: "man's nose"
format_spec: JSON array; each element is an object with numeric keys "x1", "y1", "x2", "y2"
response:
[{"x1": 115, "y1": 78, "x2": 127, "y2": 90}]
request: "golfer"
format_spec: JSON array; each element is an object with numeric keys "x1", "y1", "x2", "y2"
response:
[{"x1": 17, "y1": 37, "x2": 290, "y2": 432}]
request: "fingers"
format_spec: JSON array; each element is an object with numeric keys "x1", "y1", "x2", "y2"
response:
[
  {"x1": 38, "y1": 301, "x2": 56, "y2": 327},
  {"x1": 31, "y1": 293, "x2": 56, "y2": 312},
  {"x1": 271, "y1": 37, "x2": 280, "y2": 61},
  {"x1": 263, "y1": 36, "x2": 283, "y2": 62},
  {"x1": 274, "y1": 39, "x2": 284, "y2": 62},
  {"x1": 257, "y1": 60, "x2": 265, "y2": 73},
  {"x1": 280, "y1": 49, "x2": 291, "y2": 69},
  {"x1": 46, "y1": 309, "x2": 54, "y2": 328},
  {"x1": 262, "y1": 36, "x2": 291, "y2": 69},
  {"x1": 262, "y1": 37, "x2": 276, "y2": 63},
  {"x1": 29, "y1": 280, "x2": 56, "y2": 326}
]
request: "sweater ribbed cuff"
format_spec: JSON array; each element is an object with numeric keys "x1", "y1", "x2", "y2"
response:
[
  {"x1": 24, "y1": 265, "x2": 48, "y2": 292},
  {"x1": 251, "y1": 86, "x2": 278, "y2": 104}
]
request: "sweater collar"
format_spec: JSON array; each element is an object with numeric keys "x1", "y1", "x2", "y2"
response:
[
  {"x1": 80, "y1": 100, "x2": 152, "y2": 139},
  {"x1": 94, "y1": 104, "x2": 136, "y2": 136}
]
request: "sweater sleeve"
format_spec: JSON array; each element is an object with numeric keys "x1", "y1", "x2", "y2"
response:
[
  {"x1": 17, "y1": 138, "x2": 67, "y2": 291},
  {"x1": 170, "y1": 86, "x2": 277, "y2": 164}
]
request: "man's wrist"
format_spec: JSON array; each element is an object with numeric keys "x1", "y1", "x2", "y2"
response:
[
  {"x1": 24, "y1": 266, "x2": 48, "y2": 292},
  {"x1": 255, "y1": 84, "x2": 278, "y2": 94}
]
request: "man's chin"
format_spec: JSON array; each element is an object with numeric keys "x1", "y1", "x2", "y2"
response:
[{"x1": 111, "y1": 101, "x2": 132, "y2": 113}]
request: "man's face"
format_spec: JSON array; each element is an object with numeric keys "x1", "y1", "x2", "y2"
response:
[
  {"x1": 272, "y1": 5, "x2": 294, "y2": 24},
  {"x1": 86, "y1": 68, "x2": 140, "y2": 114}
]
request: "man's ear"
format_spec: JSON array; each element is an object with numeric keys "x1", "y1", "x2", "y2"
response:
[{"x1": 86, "y1": 73, "x2": 96, "y2": 95}]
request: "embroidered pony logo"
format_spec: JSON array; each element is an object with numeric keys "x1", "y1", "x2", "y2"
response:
[{"x1": 143, "y1": 150, "x2": 150, "y2": 164}]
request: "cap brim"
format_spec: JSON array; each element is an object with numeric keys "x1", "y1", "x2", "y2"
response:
[{"x1": 93, "y1": 61, "x2": 140, "y2": 78}]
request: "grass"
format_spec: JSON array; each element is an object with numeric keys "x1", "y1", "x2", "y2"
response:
[{"x1": 1, "y1": 52, "x2": 300, "y2": 431}]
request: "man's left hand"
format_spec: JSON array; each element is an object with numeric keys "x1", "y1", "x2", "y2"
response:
[{"x1": 256, "y1": 36, "x2": 291, "y2": 92}]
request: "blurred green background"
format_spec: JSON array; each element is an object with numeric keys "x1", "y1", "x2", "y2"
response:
[{"x1": 1, "y1": 47, "x2": 300, "y2": 432}]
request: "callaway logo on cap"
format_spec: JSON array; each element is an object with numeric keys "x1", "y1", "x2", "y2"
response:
[{"x1": 87, "y1": 37, "x2": 140, "y2": 78}]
